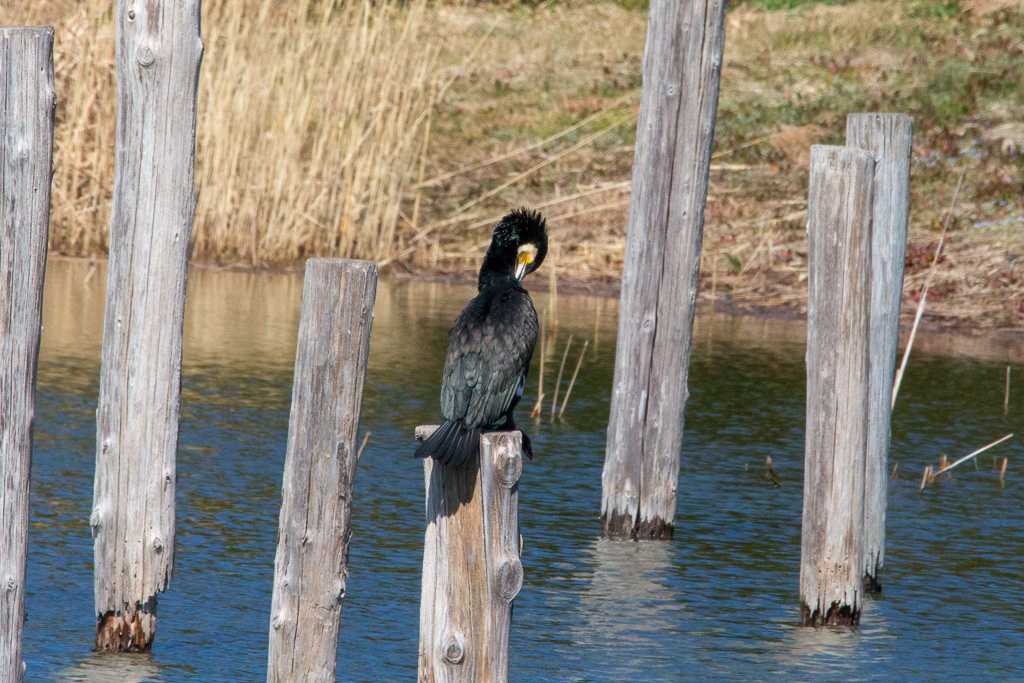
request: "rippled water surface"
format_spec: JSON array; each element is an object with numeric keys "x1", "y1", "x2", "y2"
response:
[{"x1": 24, "y1": 261, "x2": 1024, "y2": 681}]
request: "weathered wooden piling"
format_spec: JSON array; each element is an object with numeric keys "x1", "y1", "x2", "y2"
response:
[
  {"x1": 91, "y1": 0, "x2": 203, "y2": 651},
  {"x1": 267, "y1": 259, "x2": 378, "y2": 683},
  {"x1": 845, "y1": 113, "x2": 912, "y2": 592},
  {"x1": 800, "y1": 145, "x2": 875, "y2": 627},
  {"x1": 416, "y1": 428, "x2": 524, "y2": 683},
  {"x1": 602, "y1": 0, "x2": 727, "y2": 540},
  {"x1": 0, "y1": 27, "x2": 55, "y2": 683}
]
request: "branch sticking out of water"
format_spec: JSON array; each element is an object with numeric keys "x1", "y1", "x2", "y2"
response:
[
  {"x1": 357, "y1": 431, "x2": 372, "y2": 462},
  {"x1": 892, "y1": 167, "x2": 967, "y2": 409},
  {"x1": 920, "y1": 433, "x2": 1014, "y2": 489},
  {"x1": 550, "y1": 335, "x2": 574, "y2": 420},
  {"x1": 1005, "y1": 366, "x2": 1011, "y2": 416},
  {"x1": 919, "y1": 465, "x2": 934, "y2": 491},
  {"x1": 559, "y1": 340, "x2": 589, "y2": 418},
  {"x1": 531, "y1": 311, "x2": 547, "y2": 419}
]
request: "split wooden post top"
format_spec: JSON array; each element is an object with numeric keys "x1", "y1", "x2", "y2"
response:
[
  {"x1": 416, "y1": 427, "x2": 524, "y2": 683},
  {"x1": 845, "y1": 112, "x2": 913, "y2": 592}
]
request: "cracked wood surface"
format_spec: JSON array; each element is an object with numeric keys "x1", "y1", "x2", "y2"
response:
[
  {"x1": 0, "y1": 27, "x2": 54, "y2": 683},
  {"x1": 602, "y1": 0, "x2": 727, "y2": 540},
  {"x1": 92, "y1": 0, "x2": 204, "y2": 651},
  {"x1": 845, "y1": 113, "x2": 912, "y2": 591},
  {"x1": 799, "y1": 145, "x2": 874, "y2": 626},
  {"x1": 417, "y1": 428, "x2": 523, "y2": 683},
  {"x1": 267, "y1": 259, "x2": 377, "y2": 683}
]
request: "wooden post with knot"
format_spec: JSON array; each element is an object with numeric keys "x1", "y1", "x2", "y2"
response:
[
  {"x1": 0, "y1": 26, "x2": 55, "y2": 683},
  {"x1": 267, "y1": 259, "x2": 378, "y2": 683},
  {"x1": 416, "y1": 428, "x2": 524, "y2": 683},
  {"x1": 799, "y1": 145, "x2": 875, "y2": 627},
  {"x1": 91, "y1": 0, "x2": 203, "y2": 652}
]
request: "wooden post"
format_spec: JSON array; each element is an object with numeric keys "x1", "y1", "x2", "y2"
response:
[
  {"x1": 91, "y1": 0, "x2": 203, "y2": 651},
  {"x1": 0, "y1": 27, "x2": 54, "y2": 683},
  {"x1": 601, "y1": 0, "x2": 727, "y2": 540},
  {"x1": 267, "y1": 259, "x2": 378, "y2": 683},
  {"x1": 800, "y1": 145, "x2": 875, "y2": 626},
  {"x1": 416, "y1": 427, "x2": 524, "y2": 683},
  {"x1": 845, "y1": 113, "x2": 912, "y2": 592}
]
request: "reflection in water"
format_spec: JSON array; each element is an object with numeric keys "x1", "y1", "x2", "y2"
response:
[
  {"x1": 23, "y1": 261, "x2": 1024, "y2": 682},
  {"x1": 575, "y1": 540, "x2": 688, "y2": 659},
  {"x1": 777, "y1": 618, "x2": 863, "y2": 668},
  {"x1": 59, "y1": 652, "x2": 163, "y2": 683}
]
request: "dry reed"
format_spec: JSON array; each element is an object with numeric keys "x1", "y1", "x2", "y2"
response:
[
  {"x1": 550, "y1": 335, "x2": 573, "y2": 420},
  {"x1": 32, "y1": 0, "x2": 438, "y2": 265},
  {"x1": 920, "y1": 433, "x2": 1014, "y2": 489},
  {"x1": 1004, "y1": 366, "x2": 1011, "y2": 416},
  {"x1": 531, "y1": 311, "x2": 547, "y2": 419},
  {"x1": 891, "y1": 169, "x2": 966, "y2": 408},
  {"x1": 23, "y1": 0, "x2": 1024, "y2": 333},
  {"x1": 558, "y1": 339, "x2": 589, "y2": 417},
  {"x1": 356, "y1": 431, "x2": 372, "y2": 461}
]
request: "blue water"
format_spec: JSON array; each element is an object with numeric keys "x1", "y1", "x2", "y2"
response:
[{"x1": 22, "y1": 262, "x2": 1024, "y2": 681}]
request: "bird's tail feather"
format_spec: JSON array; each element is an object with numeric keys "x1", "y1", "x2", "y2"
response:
[{"x1": 414, "y1": 420, "x2": 481, "y2": 468}]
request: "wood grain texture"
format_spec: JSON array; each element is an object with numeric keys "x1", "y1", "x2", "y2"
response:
[
  {"x1": 267, "y1": 259, "x2": 378, "y2": 683},
  {"x1": 417, "y1": 428, "x2": 523, "y2": 683},
  {"x1": 0, "y1": 27, "x2": 54, "y2": 683},
  {"x1": 602, "y1": 0, "x2": 727, "y2": 540},
  {"x1": 91, "y1": 0, "x2": 204, "y2": 651},
  {"x1": 845, "y1": 113, "x2": 912, "y2": 591},
  {"x1": 799, "y1": 145, "x2": 875, "y2": 627}
]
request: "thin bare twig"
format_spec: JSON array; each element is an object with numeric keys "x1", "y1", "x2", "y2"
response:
[
  {"x1": 451, "y1": 113, "x2": 632, "y2": 218},
  {"x1": 531, "y1": 312, "x2": 547, "y2": 419},
  {"x1": 932, "y1": 433, "x2": 1014, "y2": 478},
  {"x1": 550, "y1": 335, "x2": 573, "y2": 420},
  {"x1": 919, "y1": 465, "x2": 934, "y2": 491},
  {"x1": 415, "y1": 97, "x2": 631, "y2": 189},
  {"x1": 461, "y1": 181, "x2": 631, "y2": 231},
  {"x1": 892, "y1": 168, "x2": 968, "y2": 409},
  {"x1": 559, "y1": 339, "x2": 589, "y2": 417},
  {"x1": 356, "y1": 431, "x2": 372, "y2": 461},
  {"x1": 1005, "y1": 366, "x2": 1011, "y2": 416},
  {"x1": 385, "y1": 115, "x2": 631, "y2": 266}
]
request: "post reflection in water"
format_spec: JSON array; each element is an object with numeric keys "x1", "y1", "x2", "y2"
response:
[
  {"x1": 577, "y1": 538, "x2": 683, "y2": 640},
  {"x1": 59, "y1": 652, "x2": 164, "y2": 683}
]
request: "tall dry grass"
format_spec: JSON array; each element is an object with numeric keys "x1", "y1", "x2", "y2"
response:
[{"x1": 21, "y1": 0, "x2": 437, "y2": 265}]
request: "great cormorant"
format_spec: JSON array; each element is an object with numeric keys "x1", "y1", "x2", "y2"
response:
[{"x1": 415, "y1": 208, "x2": 548, "y2": 467}]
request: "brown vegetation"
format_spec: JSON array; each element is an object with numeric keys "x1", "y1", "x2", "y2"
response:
[
  {"x1": 11, "y1": 0, "x2": 1024, "y2": 328},
  {"x1": 24, "y1": 0, "x2": 437, "y2": 264}
]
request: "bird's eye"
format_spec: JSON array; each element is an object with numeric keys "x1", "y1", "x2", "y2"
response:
[{"x1": 517, "y1": 243, "x2": 537, "y2": 266}]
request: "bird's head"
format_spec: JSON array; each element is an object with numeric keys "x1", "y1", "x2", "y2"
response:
[{"x1": 479, "y1": 208, "x2": 548, "y2": 289}]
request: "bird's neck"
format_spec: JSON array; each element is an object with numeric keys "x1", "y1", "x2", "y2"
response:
[{"x1": 478, "y1": 249, "x2": 516, "y2": 290}]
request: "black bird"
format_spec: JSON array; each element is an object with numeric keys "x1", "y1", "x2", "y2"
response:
[{"x1": 415, "y1": 208, "x2": 548, "y2": 467}]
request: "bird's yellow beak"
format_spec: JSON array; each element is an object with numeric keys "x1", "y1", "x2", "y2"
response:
[{"x1": 515, "y1": 245, "x2": 536, "y2": 281}]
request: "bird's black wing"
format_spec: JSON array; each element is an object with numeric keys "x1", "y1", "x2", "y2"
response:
[{"x1": 440, "y1": 287, "x2": 538, "y2": 429}]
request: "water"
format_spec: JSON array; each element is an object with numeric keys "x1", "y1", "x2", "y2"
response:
[{"x1": 23, "y1": 261, "x2": 1024, "y2": 681}]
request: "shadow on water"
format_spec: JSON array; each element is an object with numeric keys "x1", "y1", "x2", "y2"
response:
[{"x1": 24, "y1": 260, "x2": 1024, "y2": 681}]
